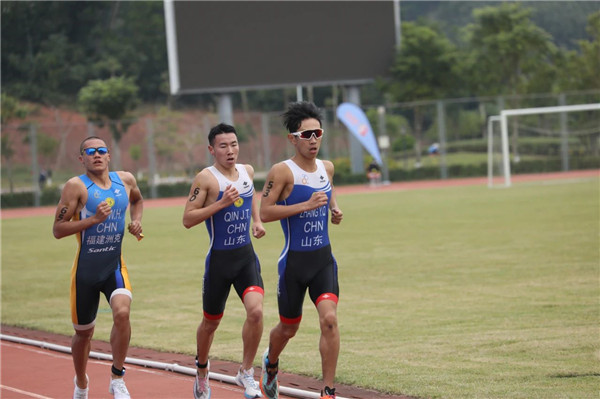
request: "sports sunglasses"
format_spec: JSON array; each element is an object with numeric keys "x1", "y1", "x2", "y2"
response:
[
  {"x1": 81, "y1": 147, "x2": 109, "y2": 156},
  {"x1": 291, "y1": 128, "x2": 324, "y2": 140}
]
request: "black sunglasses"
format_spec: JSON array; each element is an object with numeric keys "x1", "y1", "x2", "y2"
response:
[
  {"x1": 291, "y1": 128, "x2": 324, "y2": 140},
  {"x1": 82, "y1": 147, "x2": 109, "y2": 156}
]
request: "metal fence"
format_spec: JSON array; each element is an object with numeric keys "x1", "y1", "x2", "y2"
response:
[{"x1": 2, "y1": 90, "x2": 598, "y2": 203}]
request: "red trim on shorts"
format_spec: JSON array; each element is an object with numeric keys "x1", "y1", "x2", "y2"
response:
[
  {"x1": 280, "y1": 315, "x2": 302, "y2": 324},
  {"x1": 203, "y1": 311, "x2": 224, "y2": 320},
  {"x1": 315, "y1": 293, "x2": 339, "y2": 307},
  {"x1": 242, "y1": 286, "x2": 264, "y2": 301}
]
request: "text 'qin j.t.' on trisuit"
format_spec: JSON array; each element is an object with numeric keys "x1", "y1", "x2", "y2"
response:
[{"x1": 202, "y1": 165, "x2": 263, "y2": 320}]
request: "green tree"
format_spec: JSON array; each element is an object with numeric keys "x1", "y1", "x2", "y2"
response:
[
  {"x1": 94, "y1": 1, "x2": 167, "y2": 101},
  {"x1": 462, "y1": 3, "x2": 556, "y2": 161},
  {"x1": 77, "y1": 76, "x2": 139, "y2": 169},
  {"x1": 1, "y1": 1, "x2": 112, "y2": 103},
  {"x1": 462, "y1": 3, "x2": 556, "y2": 96},
  {"x1": 386, "y1": 21, "x2": 460, "y2": 165},
  {"x1": 1, "y1": 1, "x2": 167, "y2": 104},
  {"x1": 556, "y1": 11, "x2": 600, "y2": 92},
  {"x1": 552, "y1": 11, "x2": 600, "y2": 156}
]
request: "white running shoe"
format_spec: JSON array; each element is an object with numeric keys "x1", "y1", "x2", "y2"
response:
[
  {"x1": 109, "y1": 377, "x2": 131, "y2": 399},
  {"x1": 235, "y1": 367, "x2": 263, "y2": 398},
  {"x1": 193, "y1": 361, "x2": 211, "y2": 399},
  {"x1": 73, "y1": 375, "x2": 89, "y2": 399}
]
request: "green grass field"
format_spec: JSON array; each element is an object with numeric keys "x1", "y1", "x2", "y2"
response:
[{"x1": 2, "y1": 177, "x2": 599, "y2": 398}]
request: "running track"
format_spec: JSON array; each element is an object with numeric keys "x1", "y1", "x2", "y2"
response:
[{"x1": 1, "y1": 339, "x2": 288, "y2": 399}]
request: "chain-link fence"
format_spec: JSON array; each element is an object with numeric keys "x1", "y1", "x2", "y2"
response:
[{"x1": 2, "y1": 90, "x2": 598, "y2": 206}]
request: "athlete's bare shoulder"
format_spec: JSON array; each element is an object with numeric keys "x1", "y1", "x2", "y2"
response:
[
  {"x1": 243, "y1": 164, "x2": 255, "y2": 178},
  {"x1": 193, "y1": 167, "x2": 221, "y2": 196},
  {"x1": 321, "y1": 160, "x2": 335, "y2": 176},
  {"x1": 116, "y1": 170, "x2": 136, "y2": 186},
  {"x1": 56, "y1": 176, "x2": 88, "y2": 216},
  {"x1": 197, "y1": 166, "x2": 217, "y2": 183},
  {"x1": 62, "y1": 176, "x2": 87, "y2": 195},
  {"x1": 269, "y1": 161, "x2": 293, "y2": 180},
  {"x1": 261, "y1": 161, "x2": 295, "y2": 202}
]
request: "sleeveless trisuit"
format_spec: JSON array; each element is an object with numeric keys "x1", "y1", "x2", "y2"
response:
[
  {"x1": 276, "y1": 159, "x2": 339, "y2": 324},
  {"x1": 202, "y1": 165, "x2": 263, "y2": 320},
  {"x1": 70, "y1": 172, "x2": 131, "y2": 330}
]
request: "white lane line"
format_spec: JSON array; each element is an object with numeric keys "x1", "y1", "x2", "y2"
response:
[{"x1": 0, "y1": 385, "x2": 54, "y2": 399}]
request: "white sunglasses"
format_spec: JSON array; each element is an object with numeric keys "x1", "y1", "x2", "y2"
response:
[{"x1": 291, "y1": 128, "x2": 324, "y2": 140}]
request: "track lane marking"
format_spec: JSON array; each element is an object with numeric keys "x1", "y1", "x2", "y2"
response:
[{"x1": 1, "y1": 385, "x2": 54, "y2": 399}]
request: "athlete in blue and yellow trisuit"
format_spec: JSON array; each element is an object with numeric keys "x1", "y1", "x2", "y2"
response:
[
  {"x1": 183, "y1": 123, "x2": 266, "y2": 399},
  {"x1": 259, "y1": 102, "x2": 343, "y2": 399},
  {"x1": 53, "y1": 136, "x2": 143, "y2": 399}
]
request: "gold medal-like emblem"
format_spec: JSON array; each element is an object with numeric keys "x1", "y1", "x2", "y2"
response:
[
  {"x1": 105, "y1": 197, "x2": 115, "y2": 207},
  {"x1": 234, "y1": 198, "x2": 244, "y2": 207}
]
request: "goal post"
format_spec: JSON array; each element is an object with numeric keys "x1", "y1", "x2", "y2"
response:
[
  {"x1": 487, "y1": 103, "x2": 600, "y2": 188},
  {"x1": 487, "y1": 115, "x2": 503, "y2": 188}
]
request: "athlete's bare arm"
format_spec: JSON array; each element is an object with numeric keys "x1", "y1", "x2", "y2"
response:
[
  {"x1": 323, "y1": 160, "x2": 343, "y2": 225},
  {"x1": 118, "y1": 171, "x2": 144, "y2": 238},
  {"x1": 182, "y1": 169, "x2": 240, "y2": 229},
  {"x1": 52, "y1": 177, "x2": 111, "y2": 239},
  {"x1": 245, "y1": 164, "x2": 266, "y2": 239},
  {"x1": 260, "y1": 162, "x2": 328, "y2": 223}
]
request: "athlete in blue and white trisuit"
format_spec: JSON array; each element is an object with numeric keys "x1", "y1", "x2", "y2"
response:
[
  {"x1": 53, "y1": 136, "x2": 143, "y2": 399},
  {"x1": 202, "y1": 164, "x2": 263, "y2": 318},
  {"x1": 259, "y1": 102, "x2": 343, "y2": 399},
  {"x1": 183, "y1": 123, "x2": 266, "y2": 399},
  {"x1": 276, "y1": 159, "x2": 338, "y2": 322}
]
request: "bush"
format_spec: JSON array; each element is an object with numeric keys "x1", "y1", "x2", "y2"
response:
[
  {"x1": 392, "y1": 135, "x2": 416, "y2": 152},
  {"x1": 331, "y1": 157, "x2": 351, "y2": 175},
  {"x1": 1, "y1": 186, "x2": 61, "y2": 208},
  {"x1": 1, "y1": 191, "x2": 37, "y2": 208}
]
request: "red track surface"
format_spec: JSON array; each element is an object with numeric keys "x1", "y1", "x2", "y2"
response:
[{"x1": 1, "y1": 340, "x2": 279, "y2": 399}]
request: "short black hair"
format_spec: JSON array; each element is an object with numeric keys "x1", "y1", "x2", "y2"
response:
[
  {"x1": 208, "y1": 123, "x2": 237, "y2": 146},
  {"x1": 80, "y1": 136, "x2": 107, "y2": 154},
  {"x1": 281, "y1": 101, "x2": 322, "y2": 133}
]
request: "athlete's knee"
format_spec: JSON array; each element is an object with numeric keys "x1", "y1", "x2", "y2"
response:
[
  {"x1": 112, "y1": 306, "x2": 130, "y2": 326},
  {"x1": 319, "y1": 311, "x2": 338, "y2": 333},
  {"x1": 279, "y1": 322, "x2": 299, "y2": 340},
  {"x1": 245, "y1": 306, "x2": 263, "y2": 325},
  {"x1": 74, "y1": 327, "x2": 94, "y2": 340},
  {"x1": 200, "y1": 318, "x2": 220, "y2": 334},
  {"x1": 110, "y1": 293, "x2": 131, "y2": 326}
]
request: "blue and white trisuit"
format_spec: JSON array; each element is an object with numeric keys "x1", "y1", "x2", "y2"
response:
[
  {"x1": 70, "y1": 172, "x2": 131, "y2": 330},
  {"x1": 202, "y1": 165, "x2": 263, "y2": 320},
  {"x1": 277, "y1": 159, "x2": 339, "y2": 324}
]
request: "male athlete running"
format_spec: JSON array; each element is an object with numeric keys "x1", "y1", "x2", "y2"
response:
[
  {"x1": 259, "y1": 102, "x2": 343, "y2": 399},
  {"x1": 53, "y1": 136, "x2": 143, "y2": 399},
  {"x1": 183, "y1": 123, "x2": 266, "y2": 399}
]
